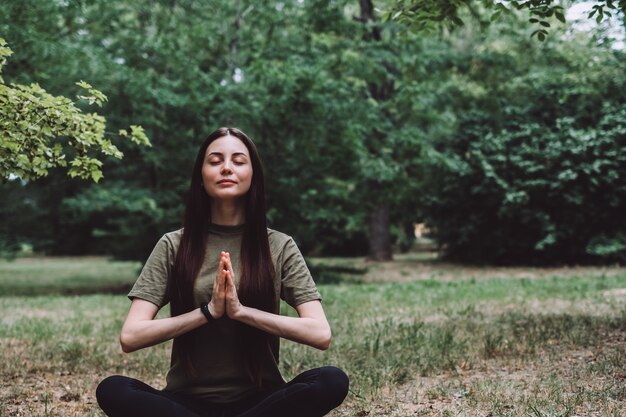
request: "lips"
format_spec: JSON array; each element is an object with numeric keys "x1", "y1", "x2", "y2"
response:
[{"x1": 217, "y1": 179, "x2": 237, "y2": 184}]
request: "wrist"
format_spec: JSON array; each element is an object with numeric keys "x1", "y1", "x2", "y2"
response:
[
  {"x1": 208, "y1": 300, "x2": 225, "y2": 319},
  {"x1": 231, "y1": 304, "x2": 248, "y2": 321},
  {"x1": 200, "y1": 302, "x2": 213, "y2": 322}
]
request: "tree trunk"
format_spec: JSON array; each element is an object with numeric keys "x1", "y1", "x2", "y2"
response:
[
  {"x1": 368, "y1": 203, "x2": 392, "y2": 261},
  {"x1": 360, "y1": 0, "x2": 394, "y2": 261}
]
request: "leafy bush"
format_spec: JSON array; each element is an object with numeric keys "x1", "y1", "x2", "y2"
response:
[
  {"x1": 423, "y1": 103, "x2": 626, "y2": 264},
  {"x1": 420, "y1": 29, "x2": 626, "y2": 265},
  {"x1": 60, "y1": 183, "x2": 173, "y2": 260}
]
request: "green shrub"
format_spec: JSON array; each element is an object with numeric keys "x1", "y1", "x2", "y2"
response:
[{"x1": 421, "y1": 42, "x2": 626, "y2": 265}]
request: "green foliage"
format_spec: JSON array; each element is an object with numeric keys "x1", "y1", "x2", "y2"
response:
[
  {"x1": 420, "y1": 31, "x2": 626, "y2": 264},
  {"x1": 0, "y1": 39, "x2": 150, "y2": 182},
  {"x1": 1, "y1": 1, "x2": 625, "y2": 264},
  {"x1": 386, "y1": 0, "x2": 625, "y2": 41},
  {"x1": 60, "y1": 183, "x2": 167, "y2": 259}
]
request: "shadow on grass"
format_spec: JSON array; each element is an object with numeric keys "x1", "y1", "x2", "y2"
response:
[
  {"x1": 307, "y1": 261, "x2": 367, "y2": 284},
  {"x1": 0, "y1": 283, "x2": 133, "y2": 297}
]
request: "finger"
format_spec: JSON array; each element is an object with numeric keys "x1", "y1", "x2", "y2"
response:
[
  {"x1": 224, "y1": 253, "x2": 234, "y2": 276},
  {"x1": 226, "y1": 271, "x2": 237, "y2": 297},
  {"x1": 218, "y1": 252, "x2": 225, "y2": 271},
  {"x1": 213, "y1": 273, "x2": 220, "y2": 293},
  {"x1": 225, "y1": 276, "x2": 234, "y2": 303},
  {"x1": 216, "y1": 252, "x2": 228, "y2": 293},
  {"x1": 220, "y1": 253, "x2": 230, "y2": 278},
  {"x1": 216, "y1": 272, "x2": 224, "y2": 296},
  {"x1": 223, "y1": 252, "x2": 230, "y2": 272}
]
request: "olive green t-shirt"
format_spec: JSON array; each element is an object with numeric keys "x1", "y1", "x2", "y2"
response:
[{"x1": 127, "y1": 224, "x2": 322, "y2": 403}]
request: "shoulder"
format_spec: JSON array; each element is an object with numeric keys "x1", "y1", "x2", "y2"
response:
[
  {"x1": 162, "y1": 229, "x2": 183, "y2": 245},
  {"x1": 152, "y1": 229, "x2": 183, "y2": 255},
  {"x1": 267, "y1": 228, "x2": 299, "y2": 255},
  {"x1": 267, "y1": 227, "x2": 292, "y2": 245}
]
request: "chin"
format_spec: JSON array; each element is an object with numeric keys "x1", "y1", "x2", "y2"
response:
[{"x1": 209, "y1": 191, "x2": 247, "y2": 200}]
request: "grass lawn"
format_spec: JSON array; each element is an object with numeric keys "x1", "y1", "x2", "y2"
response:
[
  {"x1": 0, "y1": 255, "x2": 625, "y2": 416},
  {"x1": 0, "y1": 257, "x2": 140, "y2": 296}
]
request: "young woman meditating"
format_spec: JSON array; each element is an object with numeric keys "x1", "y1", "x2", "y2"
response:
[{"x1": 96, "y1": 127, "x2": 349, "y2": 417}]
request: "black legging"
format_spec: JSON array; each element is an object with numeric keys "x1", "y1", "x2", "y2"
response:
[{"x1": 96, "y1": 366, "x2": 349, "y2": 417}]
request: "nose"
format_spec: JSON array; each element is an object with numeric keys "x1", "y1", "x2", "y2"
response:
[{"x1": 221, "y1": 161, "x2": 233, "y2": 174}]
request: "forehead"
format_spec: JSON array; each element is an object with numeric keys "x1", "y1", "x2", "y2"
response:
[{"x1": 206, "y1": 135, "x2": 249, "y2": 155}]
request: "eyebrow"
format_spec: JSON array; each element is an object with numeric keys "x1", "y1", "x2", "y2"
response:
[{"x1": 206, "y1": 152, "x2": 249, "y2": 158}]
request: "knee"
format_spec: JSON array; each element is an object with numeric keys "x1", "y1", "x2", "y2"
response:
[
  {"x1": 96, "y1": 375, "x2": 128, "y2": 410},
  {"x1": 319, "y1": 366, "x2": 349, "y2": 406}
]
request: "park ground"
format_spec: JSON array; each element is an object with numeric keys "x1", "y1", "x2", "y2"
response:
[{"x1": 0, "y1": 254, "x2": 625, "y2": 416}]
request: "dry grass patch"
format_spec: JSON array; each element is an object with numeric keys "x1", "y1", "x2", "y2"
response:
[
  {"x1": 336, "y1": 332, "x2": 626, "y2": 417},
  {"x1": 1, "y1": 257, "x2": 625, "y2": 417}
]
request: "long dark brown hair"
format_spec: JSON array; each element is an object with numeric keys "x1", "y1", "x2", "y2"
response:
[{"x1": 169, "y1": 127, "x2": 276, "y2": 385}]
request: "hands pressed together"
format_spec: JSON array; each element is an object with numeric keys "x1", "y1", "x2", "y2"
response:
[
  {"x1": 207, "y1": 251, "x2": 243, "y2": 319},
  {"x1": 121, "y1": 250, "x2": 330, "y2": 353}
]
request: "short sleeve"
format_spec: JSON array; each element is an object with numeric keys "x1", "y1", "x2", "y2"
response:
[
  {"x1": 279, "y1": 237, "x2": 322, "y2": 308},
  {"x1": 127, "y1": 232, "x2": 178, "y2": 308}
]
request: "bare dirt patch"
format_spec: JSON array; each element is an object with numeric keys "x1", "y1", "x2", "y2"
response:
[
  {"x1": 603, "y1": 288, "x2": 626, "y2": 299},
  {"x1": 0, "y1": 370, "x2": 165, "y2": 417}
]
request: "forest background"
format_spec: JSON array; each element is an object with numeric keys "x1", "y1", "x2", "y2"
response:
[{"x1": 1, "y1": 0, "x2": 626, "y2": 265}]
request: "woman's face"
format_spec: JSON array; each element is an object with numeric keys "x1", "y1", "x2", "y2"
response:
[{"x1": 201, "y1": 135, "x2": 253, "y2": 201}]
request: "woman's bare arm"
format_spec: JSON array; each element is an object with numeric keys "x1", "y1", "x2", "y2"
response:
[
  {"x1": 119, "y1": 253, "x2": 230, "y2": 353},
  {"x1": 119, "y1": 299, "x2": 207, "y2": 353},
  {"x1": 122, "y1": 251, "x2": 331, "y2": 353},
  {"x1": 219, "y1": 251, "x2": 331, "y2": 350},
  {"x1": 221, "y1": 252, "x2": 331, "y2": 350},
  {"x1": 230, "y1": 299, "x2": 332, "y2": 350}
]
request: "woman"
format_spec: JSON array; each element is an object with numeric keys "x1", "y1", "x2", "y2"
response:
[{"x1": 96, "y1": 127, "x2": 349, "y2": 417}]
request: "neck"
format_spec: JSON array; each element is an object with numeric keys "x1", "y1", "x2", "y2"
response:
[{"x1": 210, "y1": 199, "x2": 245, "y2": 226}]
